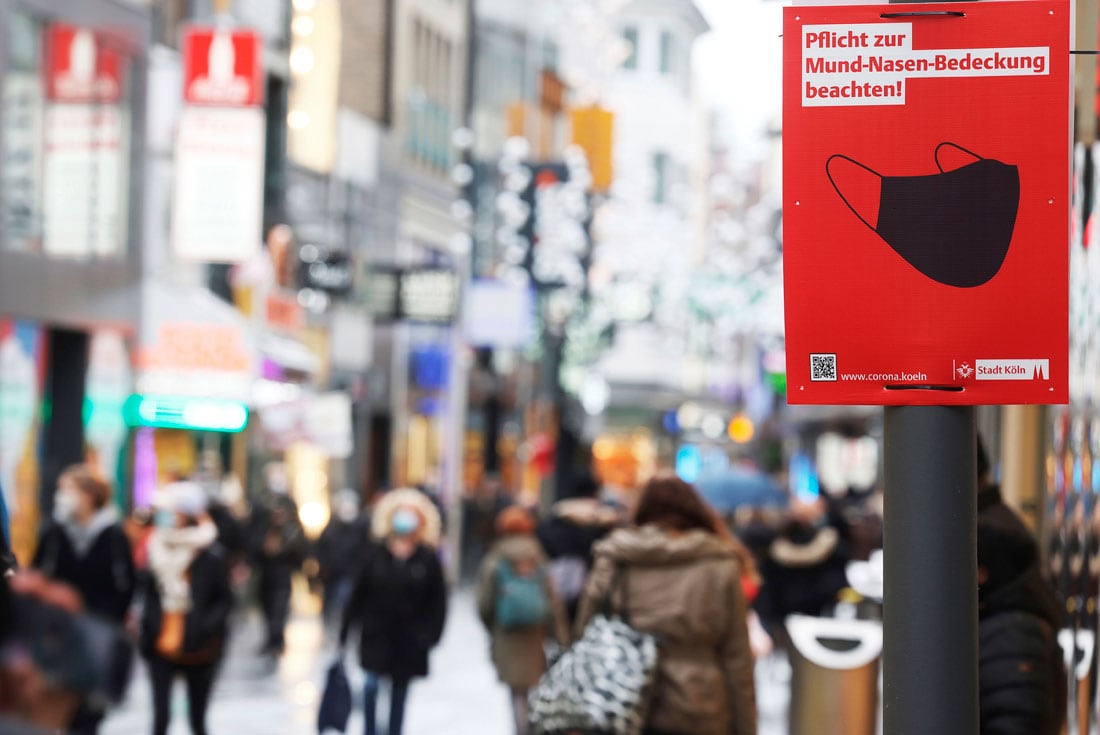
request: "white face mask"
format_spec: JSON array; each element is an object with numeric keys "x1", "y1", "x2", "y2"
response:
[{"x1": 53, "y1": 489, "x2": 80, "y2": 522}]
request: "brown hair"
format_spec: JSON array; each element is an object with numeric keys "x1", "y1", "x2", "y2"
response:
[
  {"x1": 495, "y1": 505, "x2": 537, "y2": 536},
  {"x1": 633, "y1": 474, "x2": 720, "y2": 534},
  {"x1": 634, "y1": 474, "x2": 761, "y2": 584},
  {"x1": 59, "y1": 464, "x2": 112, "y2": 510}
]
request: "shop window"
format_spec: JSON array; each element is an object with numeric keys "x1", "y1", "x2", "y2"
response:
[
  {"x1": 622, "y1": 27, "x2": 638, "y2": 70},
  {"x1": 2, "y1": 15, "x2": 135, "y2": 258},
  {"x1": 659, "y1": 30, "x2": 674, "y2": 75},
  {"x1": 652, "y1": 151, "x2": 669, "y2": 204}
]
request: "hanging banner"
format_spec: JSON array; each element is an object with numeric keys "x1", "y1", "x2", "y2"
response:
[
  {"x1": 42, "y1": 24, "x2": 129, "y2": 258},
  {"x1": 173, "y1": 27, "x2": 265, "y2": 263},
  {"x1": 783, "y1": 0, "x2": 1070, "y2": 405}
]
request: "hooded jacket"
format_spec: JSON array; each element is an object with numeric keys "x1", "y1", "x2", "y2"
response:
[
  {"x1": 477, "y1": 534, "x2": 569, "y2": 689},
  {"x1": 576, "y1": 526, "x2": 757, "y2": 735}
]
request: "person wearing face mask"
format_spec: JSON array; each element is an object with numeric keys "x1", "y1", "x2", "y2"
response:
[
  {"x1": 248, "y1": 462, "x2": 305, "y2": 657},
  {"x1": 0, "y1": 482, "x2": 15, "y2": 577},
  {"x1": 138, "y1": 482, "x2": 233, "y2": 735},
  {"x1": 316, "y1": 489, "x2": 369, "y2": 632},
  {"x1": 31, "y1": 464, "x2": 135, "y2": 735},
  {"x1": 339, "y1": 488, "x2": 447, "y2": 735}
]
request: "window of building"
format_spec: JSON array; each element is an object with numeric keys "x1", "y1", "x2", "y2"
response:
[
  {"x1": 653, "y1": 152, "x2": 668, "y2": 204},
  {"x1": 622, "y1": 27, "x2": 638, "y2": 70},
  {"x1": 659, "y1": 30, "x2": 674, "y2": 75},
  {"x1": 543, "y1": 40, "x2": 559, "y2": 73}
]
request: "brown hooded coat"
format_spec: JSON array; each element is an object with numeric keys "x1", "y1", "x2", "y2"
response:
[
  {"x1": 576, "y1": 525, "x2": 757, "y2": 735},
  {"x1": 477, "y1": 535, "x2": 569, "y2": 689}
]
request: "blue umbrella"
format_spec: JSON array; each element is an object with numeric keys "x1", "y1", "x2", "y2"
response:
[{"x1": 696, "y1": 467, "x2": 787, "y2": 513}]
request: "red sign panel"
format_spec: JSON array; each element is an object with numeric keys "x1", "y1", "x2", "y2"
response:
[
  {"x1": 783, "y1": 0, "x2": 1070, "y2": 405},
  {"x1": 45, "y1": 25, "x2": 123, "y2": 103},
  {"x1": 182, "y1": 27, "x2": 264, "y2": 107}
]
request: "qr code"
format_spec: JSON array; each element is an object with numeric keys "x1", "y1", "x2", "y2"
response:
[{"x1": 810, "y1": 353, "x2": 837, "y2": 381}]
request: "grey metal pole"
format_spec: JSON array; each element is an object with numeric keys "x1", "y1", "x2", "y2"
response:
[{"x1": 883, "y1": 404, "x2": 978, "y2": 734}]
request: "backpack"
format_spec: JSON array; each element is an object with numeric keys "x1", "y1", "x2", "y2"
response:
[{"x1": 494, "y1": 557, "x2": 550, "y2": 630}]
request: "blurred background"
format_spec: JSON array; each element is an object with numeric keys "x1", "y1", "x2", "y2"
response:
[{"x1": 0, "y1": 0, "x2": 1097, "y2": 733}]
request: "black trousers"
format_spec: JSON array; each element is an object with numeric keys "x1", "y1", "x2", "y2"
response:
[
  {"x1": 67, "y1": 702, "x2": 105, "y2": 734},
  {"x1": 147, "y1": 655, "x2": 218, "y2": 735},
  {"x1": 259, "y1": 567, "x2": 293, "y2": 650}
]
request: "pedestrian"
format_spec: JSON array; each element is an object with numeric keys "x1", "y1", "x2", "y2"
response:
[
  {"x1": 478, "y1": 505, "x2": 568, "y2": 735},
  {"x1": 574, "y1": 474, "x2": 757, "y2": 735},
  {"x1": 316, "y1": 489, "x2": 369, "y2": 630},
  {"x1": 536, "y1": 473, "x2": 621, "y2": 625},
  {"x1": 340, "y1": 488, "x2": 447, "y2": 735},
  {"x1": 249, "y1": 462, "x2": 305, "y2": 656},
  {"x1": 0, "y1": 481, "x2": 14, "y2": 577},
  {"x1": 975, "y1": 437, "x2": 1065, "y2": 735},
  {"x1": 32, "y1": 464, "x2": 135, "y2": 735},
  {"x1": 753, "y1": 498, "x2": 850, "y2": 635},
  {"x1": 139, "y1": 482, "x2": 233, "y2": 735}
]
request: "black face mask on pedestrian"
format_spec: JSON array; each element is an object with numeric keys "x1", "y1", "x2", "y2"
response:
[{"x1": 826, "y1": 143, "x2": 1020, "y2": 288}]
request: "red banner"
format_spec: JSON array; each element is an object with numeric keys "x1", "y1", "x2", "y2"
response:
[{"x1": 783, "y1": 0, "x2": 1070, "y2": 405}]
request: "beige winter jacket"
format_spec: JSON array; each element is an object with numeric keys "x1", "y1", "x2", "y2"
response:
[
  {"x1": 576, "y1": 526, "x2": 757, "y2": 735},
  {"x1": 477, "y1": 535, "x2": 569, "y2": 690}
]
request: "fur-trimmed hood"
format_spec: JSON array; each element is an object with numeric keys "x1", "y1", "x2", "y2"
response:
[{"x1": 371, "y1": 488, "x2": 442, "y2": 548}]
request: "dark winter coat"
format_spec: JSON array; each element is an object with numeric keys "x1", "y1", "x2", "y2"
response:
[
  {"x1": 138, "y1": 546, "x2": 234, "y2": 664},
  {"x1": 208, "y1": 502, "x2": 247, "y2": 564},
  {"x1": 249, "y1": 495, "x2": 306, "y2": 574},
  {"x1": 754, "y1": 524, "x2": 849, "y2": 629},
  {"x1": 32, "y1": 515, "x2": 135, "y2": 622},
  {"x1": 0, "y1": 525, "x2": 14, "y2": 576},
  {"x1": 978, "y1": 485, "x2": 1066, "y2": 735},
  {"x1": 339, "y1": 542, "x2": 447, "y2": 680},
  {"x1": 316, "y1": 517, "x2": 370, "y2": 583}
]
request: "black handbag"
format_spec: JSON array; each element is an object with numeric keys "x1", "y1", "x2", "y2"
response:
[{"x1": 317, "y1": 658, "x2": 352, "y2": 734}]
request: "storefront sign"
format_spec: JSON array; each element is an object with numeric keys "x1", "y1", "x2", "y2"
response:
[
  {"x1": 464, "y1": 279, "x2": 534, "y2": 347},
  {"x1": 172, "y1": 106, "x2": 265, "y2": 262},
  {"x1": 783, "y1": 1, "x2": 1070, "y2": 404},
  {"x1": 137, "y1": 322, "x2": 253, "y2": 401},
  {"x1": 174, "y1": 27, "x2": 265, "y2": 263},
  {"x1": 42, "y1": 24, "x2": 129, "y2": 258},
  {"x1": 400, "y1": 268, "x2": 459, "y2": 323},
  {"x1": 124, "y1": 394, "x2": 249, "y2": 433},
  {"x1": 265, "y1": 290, "x2": 306, "y2": 332},
  {"x1": 45, "y1": 25, "x2": 123, "y2": 104},
  {"x1": 182, "y1": 28, "x2": 264, "y2": 107},
  {"x1": 258, "y1": 392, "x2": 352, "y2": 457}
]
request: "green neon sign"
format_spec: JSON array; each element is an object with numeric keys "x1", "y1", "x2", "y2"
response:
[{"x1": 123, "y1": 395, "x2": 249, "y2": 433}]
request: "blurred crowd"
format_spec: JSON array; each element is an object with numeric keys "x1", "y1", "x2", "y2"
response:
[{"x1": 0, "y1": 437, "x2": 1067, "y2": 735}]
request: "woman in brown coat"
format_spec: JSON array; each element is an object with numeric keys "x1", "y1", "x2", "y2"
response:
[
  {"x1": 575, "y1": 475, "x2": 757, "y2": 735},
  {"x1": 477, "y1": 506, "x2": 568, "y2": 735}
]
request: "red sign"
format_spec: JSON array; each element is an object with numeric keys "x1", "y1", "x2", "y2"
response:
[
  {"x1": 783, "y1": 0, "x2": 1070, "y2": 405},
  {"x1": 45, "y1": 25, "x2": 123, "y2": 103},
  {"x1": 182, "y1": 27, "x2": 264, "y2": 107}
]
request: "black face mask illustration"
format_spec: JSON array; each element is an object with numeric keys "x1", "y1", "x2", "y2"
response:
[{"x1": 826, "y1": 143, "x2": 1019, "y2": 288}]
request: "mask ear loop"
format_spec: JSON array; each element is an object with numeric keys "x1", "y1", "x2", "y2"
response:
[
  {"x1": 933, "y1": 142, "x2": 983, "y2": 173},
  {"x1": 826, "y1": 154, "x2": 881, "y2": 233}
]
